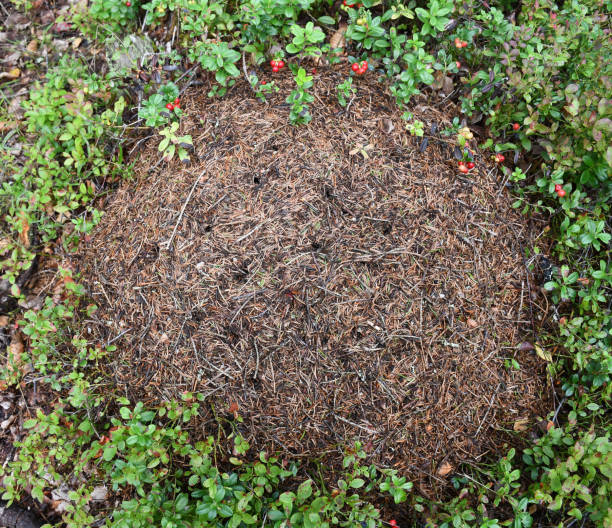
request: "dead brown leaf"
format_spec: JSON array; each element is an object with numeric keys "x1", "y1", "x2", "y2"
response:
[
  {"x1": 329, "y1": 23, "x2": 347, "y2": 53},
  {"x1": 437, "y1": 461, "x2": 454, "y2": 477},
  {"x1": 379, "y1": 118, "x2": 395, "y2": 134},
  {"x1": 467, "y1": 318, "x2": 478, "y2": 328},
  {"x1": 0, "y1": 68, "x2": 21, "y2": 82},
  {"x1": 513, "y1": 417, "x2": 529, "y2": 431},
  {"x1": 18, "y1": 212, "x2": 30, "y2": 247},
  {"x1": 26, "y1": 40, "x2": 39, "y2": 53},
  {"x1": 0, "y1": 121, "x2": 17, "y2": 133},
  {"x1": 0, "y1": 315, "x2": 9, "y2": 327},
  {"x1": 71, "y1": 37, "x2": 83, "y2": 50},
  {"x1": 7, "y1": 334, "x2": 25, "y2": 369}
]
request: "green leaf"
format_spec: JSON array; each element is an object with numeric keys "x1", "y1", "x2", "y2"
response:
[
  {"x1": 318, "y1": 16, "x2": 335, "y2": 25},
  {"x1": 297, "y1": 480, "x2": 313, "y2": 502},
  {"x1": 102, "y1": 446, "x2": 117, "y2": 461},
  {"x1": 350, "y1": 478, "x2": 365, "y2": 488}
]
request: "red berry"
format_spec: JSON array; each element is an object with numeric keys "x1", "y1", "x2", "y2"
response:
[
  {"x1": 513, "y1": 122, "x2": 520, "y2": 130},
  {"x1": 278, "y1": 60, "x2": 285, "y2": 69},
  {"x1": 125, "y1": 1, "x2": 131, "y2": 5},
  {"x1": 458, "y1": 164, "x2": 469, "y2": 174},
  {"x1": 456, "y1": 61, "x2": 461, "y2": 69},
  {"x1": 495, "y1": 153, "x2": 505, "y2": 163},
  {"x1": 454, "y1": 37, "x2": 462, "y2": 48},
  {"x1": 554, "y1": 184, "x2": 562, "y2": 192},
  {"x1": 165, "y1": 103, "x2": 174, "y2": 111},
  {"x1": 174, "y1": 103, "x2": 180, "y2": 109},
  {"x1": 389, "y1": 521, "x2": 398, "y2": 528},
  {"x1": 174, "y1": 97, "x2": 180, "y2": 105},
  {"x1": 467, "y1": 161, "x2": 475, "y2": 169},
  {"x1": 272, "y1": 65, "x2": 279, "y2": 72},
  {"x1": 557, "y1": 189, "x2": 566, "y2": 197},
  {"x1": 261, "y1": 81, "x2": 266, "y2": 85},
  {"x1": 312, "y1": 68, "x2": 317, "y2": 74},
  {"x1": 270, "y1": 59, "x2": 277, "y2": 67},
  {"x1": 352, "y1": 63, "x2": 360, "y2": 72}
]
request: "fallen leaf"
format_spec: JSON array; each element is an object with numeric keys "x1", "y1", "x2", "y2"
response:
[
  {"x1": 329, "y1": 23, "x2": 347, "y2": 53},
  {"x1": 18, "y1": 211, "x2": 30, "y2": 246},
  {"x1": 349, "y1": 143, "x2": 373, "y2": 159},
  {"x1": 26, "y1": 40, "x2": 39, "y2": 53},
  {"x1": 72, "y1": 37, "x2": 83, "y2": 50},
  {"x1": 467, "y1": 318, "x2": 478, "y2": 328},
  {"x1": 5, "y1": 14, "x2": 30, "y2": 30},
  {"x1": 379, "y1": 118, "x2": 395, "y2": 134},
  {"x1": 7, "y1": 335, "x2": 24, "y2": 369},
  {"x1": 52, "y1": 21, "x2": 72, "y2": 33},
  {"x1": 0, "y1": 315, "x2": 9, "y2": 327},
  {"x1": 518, "y1": 341, "x2": 534, "y2": 351},
  {"x1": 513, "y1": 418, "x2": 529, "y2": 431},
  {"x1": 437, "y1": 461, "x2": 454, "y2": 477},
  {"x1": 90, "y1": 485, "x2": 108, "y2": 502},
  {"x1": 0, "y1": 121, "x2": 17, "y2": 133},
  {"x1": 535, "y1": 344, "x2": 552, "y2": 362},
  {"x1": 3, "y1": 52, "x2": 22, "y2": 64},
  {"x1": 0, "y1": 68, "x2": 21, "y2": 82}
]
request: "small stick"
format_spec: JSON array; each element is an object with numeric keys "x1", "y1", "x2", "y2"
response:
[
  {"x1": 242, "y1": 51, "x2": 257, "y2": 95},
  {"x1": 474, "y1": 383, "x2": 501, "y2": 438},
  {"x1": 165, "y1": 168, "x2": 206, "y2": 248}
]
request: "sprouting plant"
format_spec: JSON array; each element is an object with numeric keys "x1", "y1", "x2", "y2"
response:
[
  {"x1": 287, "y1": 67, "x2": 314, "y2": 124},
  {"x1": 336, "y1": 77, "x2": 356, "y2": 107},
  {"x1": 158, "y1": 122, "x2": 193, "y2": 163}
]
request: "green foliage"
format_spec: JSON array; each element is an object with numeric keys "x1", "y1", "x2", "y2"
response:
[
  {"x1": 89, "y1": 0, "x2": 138, "y2": 32},
  {"x1": 286, "y1": 21, "x2": 326, "y2": 57},
  {"x1": 158, "y1": 122, "x2": 193, "y2": 163},
  {"x1": 415, "y1": 0, "x2": 453, "y2": 37},
  {"x1": 138, "y1": 83, "x2": 180, "y2": 127},
  {"x1": 287, "y1": 67, "x2": 314, "y2": 124},
  {"x1": 0, "y1": 58, "x2": 124, "y2": 283},
  {"x1": 187, "y1": 40, "x2": 240, "y2": 97},
  {"x1": 336, "y1": 77, "x2": 356, "y2": 107}
]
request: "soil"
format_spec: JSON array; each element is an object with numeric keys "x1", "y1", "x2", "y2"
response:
[{"x1": 71, "y1": 69, "x2": 553, "y2": 492}]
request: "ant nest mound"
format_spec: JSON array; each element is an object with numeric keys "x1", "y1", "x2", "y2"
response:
[{"x1": 73, "y1": 70, "x2": 550, "y2": 489}]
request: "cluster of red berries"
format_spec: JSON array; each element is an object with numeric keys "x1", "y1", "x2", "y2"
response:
[
  {"x1": 389, "y1": 520, "x2": 399, "y2": 528},
  {"x1": 351, "y1": 60, "x2": 368, "y2": 75},
  {"x1": 165, "y1": 97, "x2": 180, "y2": 111},
  {"x1": 494, "y1": 153, "x2": 505, "y2": 163},
  {"x1": 458, "y1": 160, "x2": 476, "y2": 174},
  {"x1": 270, "y1": 59, "x2": 285, "y2": 73},
  {"x1": 454, "y1": 37, "x2": 468, "y2": 48},
  {"x1": 554, "y1": 183, "x2": 566, "y2": 197}
]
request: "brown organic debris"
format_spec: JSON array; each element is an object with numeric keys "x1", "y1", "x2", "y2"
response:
[{"x1": 72, "y1": 70, "x2": 550, "y2": 489}]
